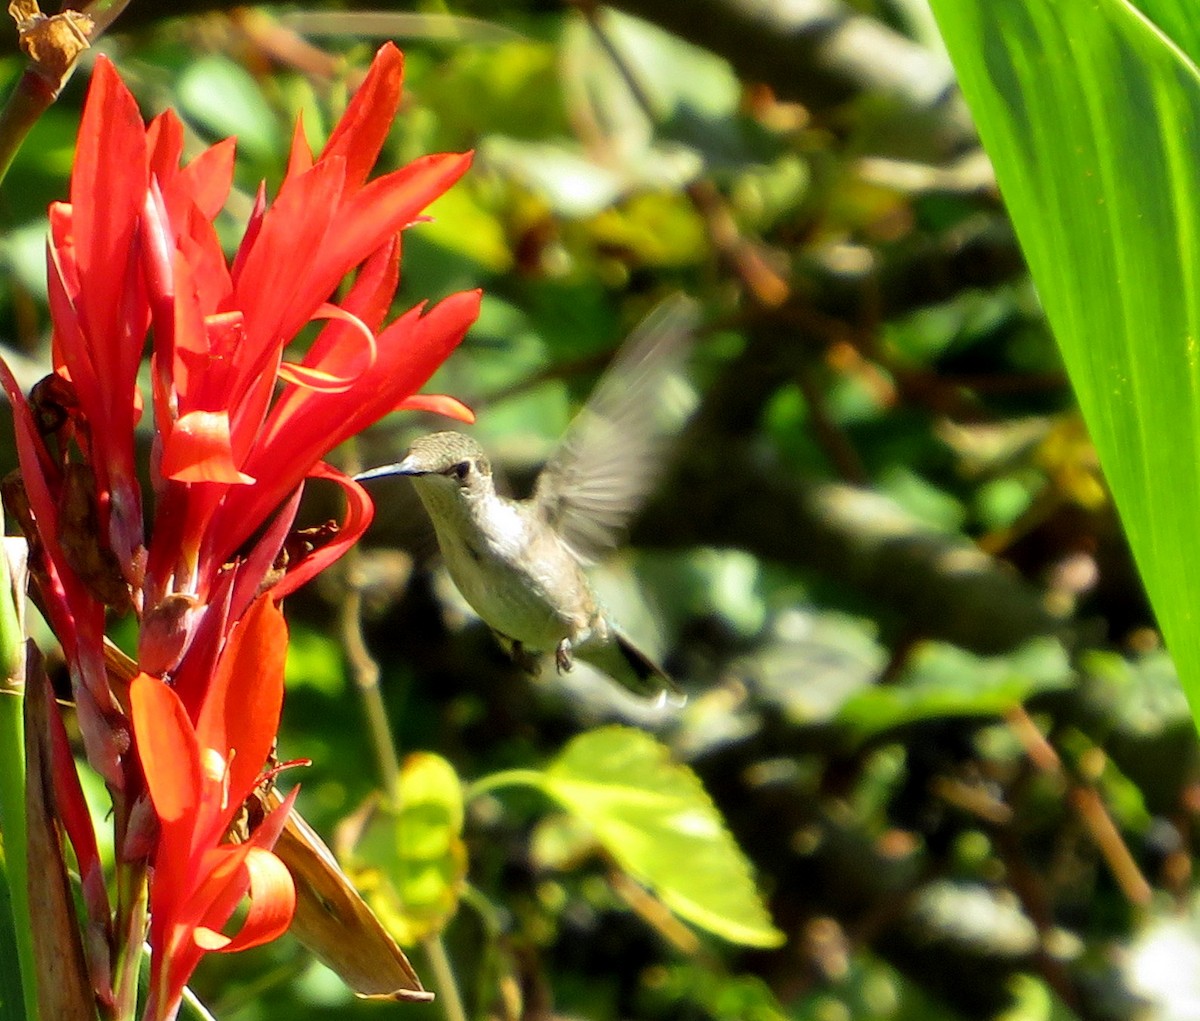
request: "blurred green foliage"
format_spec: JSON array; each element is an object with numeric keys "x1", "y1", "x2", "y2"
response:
[{"x1": 1, "y1": 2, "x2": 1197, "y2": 1020}]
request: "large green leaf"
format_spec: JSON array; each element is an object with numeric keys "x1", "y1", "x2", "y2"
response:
[
  {"x1": 532, "y1": 726, "x2": 784, "y2": 949},
  {"x1": 927, "y1": 1, "x2": 1200, "y2": 712}
]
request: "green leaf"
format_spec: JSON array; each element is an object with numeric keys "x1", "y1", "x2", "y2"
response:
[
  {"x1": 537, "y1": 726, "x2": 784, "y2": 948},
  {"x1": 284, "y1": 625, "x2": 346, "y2": 697},
  {"x1": 837, "y1": 638, "x2": 1072, "y2": 740},
  {"x1": 177, "y1": 57, "x2": 282, "y2": 164},
  {"x1": 926, "y1": 1, "x2": 1200, "y2": 713},
  {"x1": 0, "y1": 860, "x2": 26, "y2": 1021}
]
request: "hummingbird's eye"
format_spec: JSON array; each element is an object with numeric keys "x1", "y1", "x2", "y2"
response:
[{"x1": 452, "y1": 461, "x2": 470, "y2": 481}]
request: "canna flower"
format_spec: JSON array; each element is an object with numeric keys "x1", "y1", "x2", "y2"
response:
[
  {"x1": 136, "y1": 41, "x2": 479, "y2": 679},
  {"x1": 129, "y1": 595, "x2": 297, "y2": 1021}
]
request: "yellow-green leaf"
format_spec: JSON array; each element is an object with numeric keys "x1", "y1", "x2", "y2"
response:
[{"x1": 347, "y1": 753, "x2": 466, "y2": 945}]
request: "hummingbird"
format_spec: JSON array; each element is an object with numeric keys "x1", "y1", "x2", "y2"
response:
[{"x1": 355, "y1": 295, "x2": 700, "y2": 701}]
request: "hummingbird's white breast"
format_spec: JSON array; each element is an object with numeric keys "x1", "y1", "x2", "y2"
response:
[{"x1": 412, "y1": 475, "x2": 597, "y2": 652}]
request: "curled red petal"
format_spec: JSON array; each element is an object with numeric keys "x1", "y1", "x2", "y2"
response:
[
  {"x1": 210, "y1": 846, "x2": 297, "y2": 953},
  {"x1": 209, "y1": 289, "x2": 479, "y2": 567},
  {"x1": 269, "y1": 464, "x2": 374, "y2": 600},
  {"x1": 277, "y1": 303, "x2": 377, "y2": 394},
  {"x1": 183, "y1": 786, "x2": 300, "y2": 955}
]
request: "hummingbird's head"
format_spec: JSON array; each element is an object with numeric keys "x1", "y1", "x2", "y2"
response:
[{"x1": 356, "y1": 431, "x2": 492, "y2": 490}]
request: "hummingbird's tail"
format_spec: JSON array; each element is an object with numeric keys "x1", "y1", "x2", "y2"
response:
[{"x1": 580, "y1": 632, "x2": 685, "y2": 706}]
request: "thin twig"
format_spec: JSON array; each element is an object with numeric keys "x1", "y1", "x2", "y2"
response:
[
  {"x1": 1006, "y1": 706, "x2": 1152, "y2": 906},
  {"x1": 335, "y1": 440, "x2": 468, "y2": 1021},
  {"x1": 338, "y1": 550, "x2": 402, "y2": 797}
]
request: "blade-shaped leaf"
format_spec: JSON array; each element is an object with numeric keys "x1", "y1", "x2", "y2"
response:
[
  {"x1": 539, "y1": 726, "x2": 783, "y2": 949},
  {"x1": 927, "y1": 0, "x2": 1200, "y2": 709},
  {"x1": 24, "y1": 658, "x2": 94, "y2": 1021}
]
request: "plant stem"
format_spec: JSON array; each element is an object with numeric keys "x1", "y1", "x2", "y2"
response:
[
  {"x1": 110, "y1": 854, "x2": 149, "y2": 1021},
  {"x1": 422, "y1": 934, "x2": 468, "y2": 1021},
  {"x1": 0, "y1": 67, "x2": 57, "y2": 188},
  {"x1": 0, "y1": 686, "x2": 35, "y2": 1021},
  {"x1": 338, "y1": 549, "x2": 403, "y2": 798},
  {"x1": 336, "y1": 443, "x2": 469, "y2": 1019}
]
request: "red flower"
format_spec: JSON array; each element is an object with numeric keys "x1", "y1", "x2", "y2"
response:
[
  {"x1": 135, "y1": 41, "x2": 479, "y2": 670},
  {"x1": 130, "y1": 595, "x2": 297, "y2": 1021}
]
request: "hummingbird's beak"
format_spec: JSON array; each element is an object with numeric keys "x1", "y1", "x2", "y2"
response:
[{"x1": 353, "y1": 455, "x2": 425, "y2": 482}]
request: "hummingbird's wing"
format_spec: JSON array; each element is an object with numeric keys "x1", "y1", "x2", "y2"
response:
[{"x1": 532, "y1": 294, "x2": 701, "y2": 564}]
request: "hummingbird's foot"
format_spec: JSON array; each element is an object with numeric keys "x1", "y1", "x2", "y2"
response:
[
  {"x1": 508, "y1": 639, "x2": 542, "y2": 675},
  {"x1": 555, "y1": 639, "x2": 574, "y2": 674}
]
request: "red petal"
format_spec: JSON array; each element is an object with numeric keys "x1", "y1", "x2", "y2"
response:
[
  {"x1": 295, "y1": 238, "x2": 400, "y2": 371},
  {"x1": 160, "y1": 410, "x2": 255, "y2": 484},
  {"x1": 208, "y1": 290, "x2": 479, "y2": 564},
  {"x1": 71, "y1": 57, "x2": 148, "y2": 382},
  {"x1": 181, "y1": 784, "x2": 299, "y2": 968},
  {"x1": 169, "y1": 570, "x2": 233, "y2": 721},
  {"x1": 130, "y1": 674, "x2": 202, "y2": 824},
  {"x1": 210, "y1": 846, "x2": 297, "y2": 953},
  {"x1": 227, "y1": 484, "x2": 304, "y2": 624},
  {"x1": 44, "y1": 671, "x2": 109, "y2": 925},
  {"x1": 344, "y1": 234, "x2": 402, "y2": 333},
  {"x1": 320, "y1": 42, "x2": 404, "y2": 191},
  {"x1": 277, "y1": 289, "x2": 481, "y2": 460},
  {"x1": 277, "y1": 303, "x2": 377, "y2": 393},
  {"x1": 179, "y1": 137, "x2": 236, "y2": 220},
  {"x1": 0, "y1": 360, "x2": 82, "y2": 646},
  {"x1": 313, "y1": 152, "x2": 472, "y2": 296},
  {"x1": 46, "y1": 236, "x2": 101, "y2": 422},
  {"x1": 232, "y1": 157, "x2": 344, "y2": 362},
  {"x1": 196, "y1": 595, "x2": 287, "y2": 806},
  {"x1": 283, "y1": 113, "x2": 314, "y2": 185},
  {"x1": 146, "y1": 109, "x2": 184, "y2": 182}
]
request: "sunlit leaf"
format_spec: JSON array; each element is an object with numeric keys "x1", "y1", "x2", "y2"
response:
[{"x1": 537, "y1": 726, "x2": 784, "y2": 948}]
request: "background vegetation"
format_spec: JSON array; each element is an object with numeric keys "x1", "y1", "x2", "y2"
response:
[{"x1": 0, "y1": 2, "x2": 1192, "y2": 1019}]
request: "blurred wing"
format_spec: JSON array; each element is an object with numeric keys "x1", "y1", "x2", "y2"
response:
[{"x1": 533, "y1": 294, "x2": 701, "y2": 563}]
